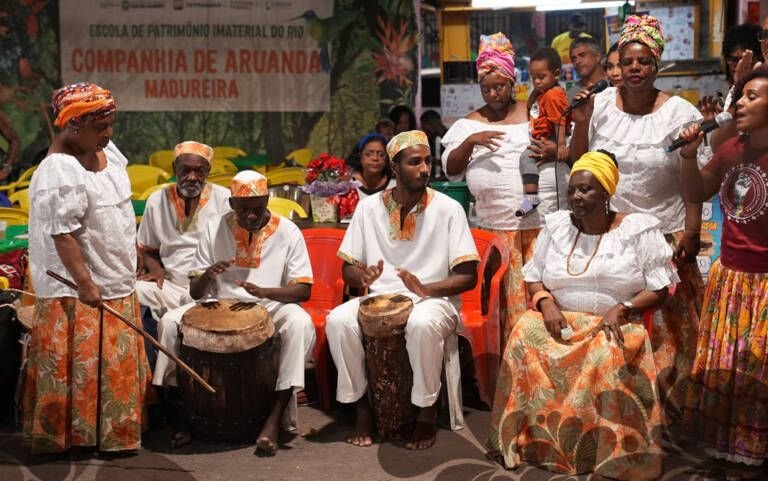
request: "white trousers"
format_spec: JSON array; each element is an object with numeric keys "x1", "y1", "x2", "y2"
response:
[
  {"x1": 153, "y1": 300, "x2": 315, "y2": 392},
  {"x1": 135, "y1": 279, "x2": 192, "y2": 323},
  {"x1": 326, "y1": 294, "x2": 459, "y2": 407}
]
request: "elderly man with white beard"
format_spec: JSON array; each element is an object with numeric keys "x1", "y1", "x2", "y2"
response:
[{"x1": 136, "y1": 141, "x2": 231, "y2": 329}]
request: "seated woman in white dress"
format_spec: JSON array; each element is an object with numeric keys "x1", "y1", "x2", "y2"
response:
[{"x1": 487, "y1": 150, "x2": 678, "y2": 481}]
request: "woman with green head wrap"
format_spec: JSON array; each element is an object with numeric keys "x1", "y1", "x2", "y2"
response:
[{"x1": 569, "y1": 14, "x2": 708, "y2": 426}]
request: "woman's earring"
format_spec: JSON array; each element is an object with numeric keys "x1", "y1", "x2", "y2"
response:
[{"x1": 605, "y1": 198, "x2": 610, "y2": 215}]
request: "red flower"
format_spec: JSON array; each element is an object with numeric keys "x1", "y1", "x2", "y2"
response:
[{"x1": 305, "y1": 152, "x2": 349, "y2": 184}]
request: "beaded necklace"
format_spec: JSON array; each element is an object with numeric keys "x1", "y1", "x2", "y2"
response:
[{"x1": 566, "y1": 230, "x2": 604, "y2": 276}]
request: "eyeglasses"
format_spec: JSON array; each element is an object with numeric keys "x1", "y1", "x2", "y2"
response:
[
  {"x1": 758, "y1": 29, "x2": 768, "y2": 41},
  {"x1": 362, "y1": 150, "x2": 386, "y2": 158}
]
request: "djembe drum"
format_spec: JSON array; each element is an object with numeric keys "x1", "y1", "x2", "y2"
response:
[
  {"x1": 179, "y1": 300, "x2": 279, "y2": 443},
  {"x1": 358, "y1": 293, "x2": 414, "y2": 437}
]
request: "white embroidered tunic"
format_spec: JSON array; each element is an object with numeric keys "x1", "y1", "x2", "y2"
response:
[
  {"x1": 137, "y1": 183, "x2": 231, "y2": 286},
  {"x1": 523, "y1": 210, "x2": 678, "y2": 315},
  {"x1": 190, "y1": 211, "x2": 313, "y2": 300}
]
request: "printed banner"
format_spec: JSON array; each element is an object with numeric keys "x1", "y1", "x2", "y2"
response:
[{"x1": 59, "y1": 0, "x2": 332, "y2": 112}]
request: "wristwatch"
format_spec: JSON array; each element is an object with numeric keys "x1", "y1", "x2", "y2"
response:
[{"x1": 621, "y1": 300, "x2": 634, "y2": 316}]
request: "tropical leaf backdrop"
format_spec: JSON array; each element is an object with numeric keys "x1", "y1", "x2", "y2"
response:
[{"x1": 0, "y1": 0, "x2": 419, "y2": 174}]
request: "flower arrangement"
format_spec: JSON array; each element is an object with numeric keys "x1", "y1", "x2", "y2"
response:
[{"x1": 301, "y1": 153, "x2": 359, "y2": 221}]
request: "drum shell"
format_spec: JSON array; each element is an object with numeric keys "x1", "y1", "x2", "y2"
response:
[
  {"x1": 179, "y1": 335, "x2": 280, "y2": 443},
  {"x1": 358, "y1": 294, "x2": 415, "y2": 437}
]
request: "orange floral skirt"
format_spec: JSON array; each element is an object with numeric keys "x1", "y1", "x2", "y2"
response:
[
  {"x1": 479, "y1": 227, "x2": 540, "y2": 345},
  {"x1": 488, "y1": 310, "x2": 662, "y2": 480},
  {"x1": 683, "y1": 261, "x2": 768, "y2": 465},
  {"x1": 653, "y1": 232, "x2": 704, "y2": 421},
  {"x1": 22, "y1": 294, "x2": 149, "y2": 453}
]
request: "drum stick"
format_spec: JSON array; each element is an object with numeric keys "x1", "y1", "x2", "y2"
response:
[{"x1": 46, "y1": 270, "x2": 216, "y2": 394}]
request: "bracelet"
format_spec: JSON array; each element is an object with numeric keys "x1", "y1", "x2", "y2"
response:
[
  {"x1": 679, "y1": 151, "x2": 697, "y2": 160},
  {"x1": 684, "y1": 228, "x2": 701, "y2": 234},
  {"x1": 532, "y1": 290, "x2": 555, "y2": 312}
]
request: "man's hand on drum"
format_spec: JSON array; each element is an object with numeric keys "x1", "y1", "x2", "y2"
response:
[
  {"x1": 396, "y1": 268, "x2": 429, "y2": 297},
  {"x1": 361, "y1": 260, "x2": 384, "y2": 288},
  {"x1": 204, "y1": 260, "x2": 234, "y2": 279},
  {"x1": 234, "y1": 280, "x2": 264, "y2": 298},
  {"x1": 138, "y1": 266, "x2": 166, "y2": 288}
]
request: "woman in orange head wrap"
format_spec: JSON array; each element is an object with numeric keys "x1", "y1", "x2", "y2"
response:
[{"x1": 23, "y1": 82, "x2": 148, "y2": 453}]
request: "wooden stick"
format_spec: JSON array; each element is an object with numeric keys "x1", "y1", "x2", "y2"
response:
[{"x1": 46, "y1": 270, "x2": 216, "y2": 394}]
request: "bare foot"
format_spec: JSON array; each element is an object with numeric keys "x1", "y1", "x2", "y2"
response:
[
  {"x1": 346, "y1": 397, "x2": 374, "y2": 447},
  {"x1": 405, "y1": 405, "x2": 436, "y2": 450},
  {"x1": 255, "y1": 436, "x2": 278, "y2": 457},
  {"x1": 255, "y1": 421, "x2": 279, "y2": 457}
]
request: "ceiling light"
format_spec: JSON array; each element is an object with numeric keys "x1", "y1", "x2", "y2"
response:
[{"x1": 536, "y1": 1, "x2": 635, "y2": 11}]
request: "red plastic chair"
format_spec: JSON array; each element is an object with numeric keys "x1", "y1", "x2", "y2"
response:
[
  {"x1": 460, "y1": 229, "x2": 510, "y2": 408},
  {"x1": 301, "y1": 228, "x2": 346, "y2": 411}
]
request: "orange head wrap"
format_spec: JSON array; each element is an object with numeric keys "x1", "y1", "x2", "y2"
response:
[{"x1": 51, "y1": 82, "x2": 116, "y2": 128}]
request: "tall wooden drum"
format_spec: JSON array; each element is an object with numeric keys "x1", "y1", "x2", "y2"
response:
[
  {"x1": 179, "y1": 300, "x2": 279, "y2": 443},
  {"x1": 358, "y1": 294, "x2": 414, "y2": 437}
]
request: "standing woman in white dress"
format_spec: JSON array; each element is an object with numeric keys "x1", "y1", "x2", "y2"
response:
[
  {"x1": 23, "y1": 82, "x2": 148, "y2": 453},
  {"x1": 569, "y1": 15, "x2": 707, "y2": 421},
  {"x1": 441, "y1": 32, "x2": 569, "y2": 346}
]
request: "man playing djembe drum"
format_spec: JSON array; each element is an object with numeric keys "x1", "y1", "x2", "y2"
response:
[
  {"x1": 326, "y1": 130, "x2": 480, "y2": 450},
  {"x1": 154, "y1": 170, "x2": 315, "y2": 456},
  {"x1": 136, "y1": 141, "x2": 231, "y2": 331}
]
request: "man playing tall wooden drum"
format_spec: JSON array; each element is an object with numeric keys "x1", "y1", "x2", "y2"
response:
[
  {"x1": 326, "y1": 130, "x2": 480, "y2": 450},
  {"x1": 136, "y1": 141, "x2": 231, "y2": 328},
  {"x1": 154, "y1": 170, "x2": 315, "y2": 456}
]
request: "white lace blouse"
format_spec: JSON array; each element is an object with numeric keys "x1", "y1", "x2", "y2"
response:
[
  {"x1": 588, "y1": 87, "x2": 711, "y2": 234},
  {"x1": 523, "y1": 210, "x2": 678, "y2": 315},
  {"x1": 441, "y1": 118, "x2": 569, "y2": 231},
  {"x1": 29, "y1": 141, "x2": 137, "y2": 299}
]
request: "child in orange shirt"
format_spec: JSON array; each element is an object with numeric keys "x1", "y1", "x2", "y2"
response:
[{"x1": 516, "y1": 47, "x2": 570, "y2": 217}]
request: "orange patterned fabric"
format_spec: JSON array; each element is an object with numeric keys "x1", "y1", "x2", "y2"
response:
[
  {"x1": 381, "y1": 187, "x2": 435, "y2": 241},
  {"x1": 654, "y1": 231, "x2": 704, "y2": 422},
  {"x1": 385, "y1": 130, "x2": 429, "y2": 160},
  {"x1": 683, "y1": 260, "x2": 768, "y2": 464},
  {"x1": 481, "y1": 227, "x2": 540, "y2": 344},
  {"x1": 51, "y1": 82, "x2": 116, "y2": 128},
  {"x1": 22, "y1": 294, "x2": 149, "y2": 453},
  {"x1": 489, "y1": 310, "x2": 663, "y2": 480},
  {"x1": 166, "y1": 183, "x2": 212, "y2": 233},
  {"x1": 173, "y1": 140, "x2": 213, "y2": 164},
  {"x1": 227, "y1": 212, "x2": 280, "y2": 268},
  {"x1": 230, "y1": 170, "x2": 268, "y2": 197}
]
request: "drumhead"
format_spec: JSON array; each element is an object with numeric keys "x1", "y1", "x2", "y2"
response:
[
  {"x1": 182, "y1": 299, "x2": 273, "y2": 335},
  {"x1": 358, "y1": 294, "x2": 414, "y2": 338},
  {"x1": 359, "y1": 294, "x2": 412, "y2": 318},
  {"x1": 181, "y1": 300, "x2": 275, "y2": 353}
]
